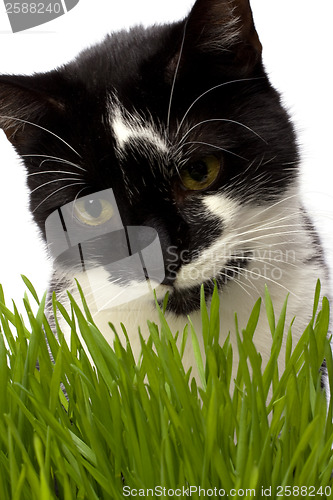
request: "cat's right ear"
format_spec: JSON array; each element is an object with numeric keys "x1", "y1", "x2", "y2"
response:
[
  {"x1": 0, "y1": 74, "x2": 65, "y2": 149},
  {"x1": 168, "y1": 0, "x2": 262, "y2": 79}
]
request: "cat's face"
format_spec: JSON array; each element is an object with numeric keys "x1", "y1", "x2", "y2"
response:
[{"x1": 0, "y1": 0, "x2": 299, "y2": 314}]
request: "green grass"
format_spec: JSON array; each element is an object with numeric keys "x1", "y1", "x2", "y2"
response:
[{"x1": 0, "y1": 277, "x2": 332, "y2": 499}]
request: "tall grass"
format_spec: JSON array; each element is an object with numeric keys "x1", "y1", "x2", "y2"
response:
[{"x1": 0, "y1": 277, "x2": 332, "y2": 499}]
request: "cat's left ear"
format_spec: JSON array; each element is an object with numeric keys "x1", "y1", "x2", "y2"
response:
[
  {"x1": 171, "y1": 0, "x2": 262, "y2": 76},
  {"x1": 0, "y1": 73, "x2": 65, "y2": 149}
]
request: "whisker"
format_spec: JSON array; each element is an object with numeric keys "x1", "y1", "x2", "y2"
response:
[
  {"x1": 224, "y1": 249, "x2": 301, "y2": 270},
  {"x1": 0, "y1": 115, "x2": 81, "y2": 158},
  {"x1": 243, "y1": 193, "x2": 299, "y2": 223},
  {"x1": 27, "y1": 170, "x2": 81, "y2": 177},
  {"x1": 166, "y1": 19, "x2": 188, "y2": 135},
  {"x1": 175, "y1": 77, "x2": 264, "y2": 138},
  {"x1": 72, "y1": 186, "x2": 91, "y2": 218},
  {"x1": 39, "y1": 159, "x2": 85, "y2": 172},
  {"x1": 231, "y1": 239, "x2": 314, "y2": 251},
  {"x1": 32, "y1": 182, "x2": 86, "y2": 213},
  {"x1": 261, "y1": 155, "x2": 278, "y2": 167},
  {"x1": 173, "y1": 140, "x2": 248, "y2": 161},
  {"x1": 78, "y1": 280, "x2": 111, "y2": 300},
  {"x1": 226, "y1": 222, "x2": 304, "y2": 242},
  {"x1": 223, "y1": 266, "x2": 259, "y2": 296},
  {"x1": 177, "y1": 118, "x2": 268, "y2": 147},
  {"x1": 233, "y1": 265, "x2": 296, "y2": 298},
  {"x1": 226, "y1": 157, "x2": 258, "y2": 184},
  {"x1": 98, "y1": 288, "x2": 135, "y2": 310},
  {"x1": 216, "y1": 267, "x2": 253, "y2": 296},
  {"x1": 30, "y1": 177, "x2": 84, "y2": 194},
  {"x1": 80, "y1": 277, "x2": 144, "y2": 311},
  {"x1": 245, "y1": 255, "x2": 299, "y2": 270},
  {"x1": 227, "y1": 211, "x2": 301, "y2": 235},
  {"x1": 21, "y1": 154, "x2": 86, "y2": 173},
  {"x1": 224, "y1": 230, "x2": 311, "y2": 247},
  {"x1": 226, "y1": 156, "x2": 278, "y2": 188}
]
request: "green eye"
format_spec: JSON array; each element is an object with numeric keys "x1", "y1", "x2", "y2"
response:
[
  {"x1": 74, "y1": 197, "x2": 114, "y2": 226},
  {"x1": 180, "y1": 155, "x2": 221, "y2": 191}
]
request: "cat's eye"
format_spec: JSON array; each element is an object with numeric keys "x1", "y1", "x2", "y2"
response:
[
  {"x1": 74, "y1": 197, "x2": 114, "y2": 226},
  {"x1": 179, "y1": 155, "x2": 221, "y2": 191}
]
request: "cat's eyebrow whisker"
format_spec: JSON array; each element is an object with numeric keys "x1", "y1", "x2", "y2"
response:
[
  {"x1": 30, "y1": 177, "x2": 85, "y2": 194},
  {"x1": 0, "y1": 115, "x2": 81, "y2": 158},
  {"x1": 261, "y1": 155, "x2": 278, "y2": 167},
  {"x1": 27, "y1": 170, "x2": 82, "y2": 178},
  {"x1": 173, "y1": 140, "x2": 248, "y2": 161},
  {"x1": 32, "y1": 181, "x2": 86, "y2": 213},
  {"x1": 228, "y1": 157, "x2": 257, "y2": 182},
  {"x1": 39, "y1": 159, "x2": 84, "y2": 172},
  {"x1": 226, "y1": 169, "x2": 269, "y2": 190},
  {"x1": 177, "y1": 118, "x2": 267, "y2": 147},
  {"x1": 71, "y1": 186, "x2": 90, "y2": 218},
  {"x1": 173, "y1": 142, "x2": 199, "y2": 169},
  {"x1": 175, "y1": 77, "x2": 264, "y2": 138},
  {"x1": 166, "y1": 19, "x2": 188, "y2": 135},
  {"x1": 20, "y1": 154, "x2": 86, "y2": 173}
]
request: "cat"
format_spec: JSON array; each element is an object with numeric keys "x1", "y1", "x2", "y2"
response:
[{"x1": 0, "y1": 0, "x2": 330, "y2": 384}]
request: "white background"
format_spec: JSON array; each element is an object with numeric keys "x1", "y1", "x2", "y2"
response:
[{"x1": 0, "y1": 0, "x2": 332, "y2": 308}]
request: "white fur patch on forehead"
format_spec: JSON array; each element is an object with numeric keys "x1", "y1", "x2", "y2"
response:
[{"x1": 110, "y1": 98, "x2": 168, "y2": 156}]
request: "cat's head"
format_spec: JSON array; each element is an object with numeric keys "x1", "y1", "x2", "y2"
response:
[{"x1": 0, "y1": 0, "x2": 299, "y2": 313}]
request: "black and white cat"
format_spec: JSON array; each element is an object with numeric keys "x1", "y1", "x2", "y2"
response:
[{"x1": 0, "y1": 0, "x2": 329, "y2": 378}]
